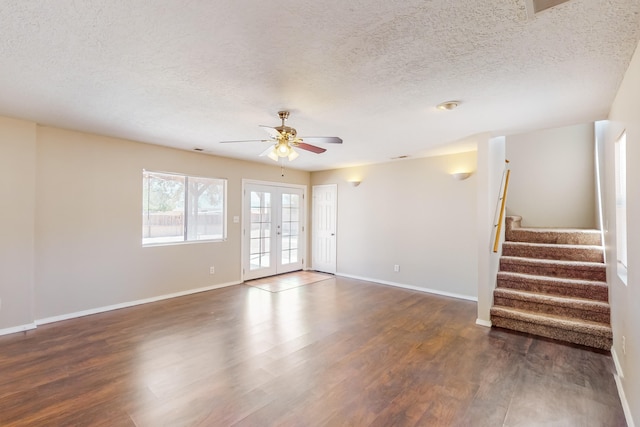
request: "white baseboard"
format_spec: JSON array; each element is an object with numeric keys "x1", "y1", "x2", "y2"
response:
[
  {"x1": 0, "y1": 322, "x2": 37, "y2": 337},
  {"x1": 612, "y1": 348, "x2": 635, "y2": 427},
  {"x1": 476, "y1": 319, "x2": 492, "y2": 327},
  {"x1": 34, "y1": 280, "x2": 242, "y2": 326},
  {"x1": 336, "y1": 273, "x2": 478, "y2": 302},
  {"x1": 612, "y1": 347, "x2": 625, "y2": 379}
]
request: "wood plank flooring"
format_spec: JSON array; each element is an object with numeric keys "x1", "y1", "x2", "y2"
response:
[
  {"x1": 0, "y1": 273, "x2": 626, "y2": 426},
  {"x1": 245, "y1": 271, "x2": 333, "y2": 292}
]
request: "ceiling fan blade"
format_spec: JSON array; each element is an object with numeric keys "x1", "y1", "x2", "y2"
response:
[
  {"x1": 296, "y1": 142, "x2": 327, "y2": 154},
  {"x1": 220, "y1": 139, "x2": 269, "y2": 143},
  {"x1": 259, "y1": 125, "x2": 283, "y2": 139},
  {"x1": 259, "y1": 145, "x2": 275, "y2": 157},
  {"x1": 300, "y1": 136, "x2": 343, "y2": 144}
]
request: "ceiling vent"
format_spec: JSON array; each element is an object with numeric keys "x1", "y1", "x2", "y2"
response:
[{"x1": 525, "y1": 0, "x2": 572, "y2": 17}]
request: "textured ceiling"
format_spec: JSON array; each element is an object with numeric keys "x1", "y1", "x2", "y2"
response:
[{"x1": 0, "y1": 0, "x2": 639, "y2": 171}]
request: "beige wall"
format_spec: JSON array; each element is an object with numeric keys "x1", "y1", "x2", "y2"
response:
[
  {"x1": 0, "y1": 117, "x2": 37, "y2": 331},
  {"x1": 506, "y1": 124, "x2": 596, "y2": 228},
  {"x1": 0, "y1": 121, "x2": 309, "y2": 327},
  {"x1": 476, "y1": 136, "x2": 506, "y2": 325},
  {"x1": 602, "y1": 42, "x2": 640, "y2": 426},
  {"x1": 311, "y1": 150, "x2": 479, "y2": 299}
]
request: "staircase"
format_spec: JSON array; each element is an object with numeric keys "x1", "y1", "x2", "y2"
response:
[{"x1": 490, "y1": 216, "x2": 612, "y2": 350}]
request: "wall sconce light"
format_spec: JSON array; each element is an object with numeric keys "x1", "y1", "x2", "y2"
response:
[
  {"x1": 350, "y1": 180, "x2": 362, "y2": 187},
  {"x1": 451, "y1": 172, "x2": 472, "y2": 181}
]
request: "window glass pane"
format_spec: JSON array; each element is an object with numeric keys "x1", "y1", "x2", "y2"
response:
[
  {"x1": 290, "y1": 194, "x2": 300, "y2": 208},
  {"x1": 260, "y1": 253, "x2": 270, "y2": 268},
  {"x1": 142, "y1": 172, "x2": 185, "y2": 244},
  {"x1": 250, "y1": 238, "x2": 262, "y2": 255},
  {"x1": 615, "y1": 133, "x2": 628, "y2": 271},
  {"x1": 143, "y1": 171, "x2": 226, "y2": 245},
  {"x1": 261, "y1": 207, "x2": 271, "y2": 223},
  {"x1": 250, "y1": 253, "x2": 261, "y2": 270},
  {"x1": 250, "y1": 222, "x2": 261, "y2": 238},
  {"x1": 289, "y1": 208, "x2": 299, "y2": 222},
  {"x1": 186, "y1": 177, "x2": 225, "y2": 241},
  {"x1": 281, "y1": 250, "x2": 290, "y2": 265}
]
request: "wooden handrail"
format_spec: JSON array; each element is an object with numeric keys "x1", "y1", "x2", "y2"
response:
[{"x1": 493, "y1": 168, "x2": 511, "y2": 253}]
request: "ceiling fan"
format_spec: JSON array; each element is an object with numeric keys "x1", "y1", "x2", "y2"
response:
[{"x1": 220, "y1": 111, "x2": 343, "y2": 161}]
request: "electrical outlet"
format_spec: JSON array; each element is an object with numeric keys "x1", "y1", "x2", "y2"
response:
[
  {"x1": 622, "y1": 336, "x2": 626, "y2": 355},
  {"x1": 394, "y1": 264, "x2": 400, "y2": 272},
  {"x1": 209, "y1": 266, "x2": 215, "y2": 275}
]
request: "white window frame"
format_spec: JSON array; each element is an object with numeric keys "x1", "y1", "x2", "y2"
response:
[
  {"x1": 614, "y1": 131, "x2": 627, "y2": 284},
  {"x1": 142, "y1": 170, "x2": 227, "y2": 246}
]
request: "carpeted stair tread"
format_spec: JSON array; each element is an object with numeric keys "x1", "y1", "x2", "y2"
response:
[
  {"x1": 501, "y1": 256, "x2": 605, "y2": 269},
  {"x1": 500, "y1": 256, "x2": 606, "y2": 281},
  {"x1": 505, "y1": 216, "x2": 601, "y2": 245},
  {"x1": 490, "y1": 307, "x2": 612, "y2": 350},
  {"x1": 493, "y1": 288, "x2": 610, "y2": 323},
  {"x1": 493, "y1": 288, "x2": 610, "y2": 312},
  {"x1": 502, "y1": 241, "x2": 604, "y2": 262},
  {"x1": 497, "y1": 271, "x2": 608, "y2": 301},
  {"x1": 490, "y1": 306, "x2": 612, "y2": 337}
]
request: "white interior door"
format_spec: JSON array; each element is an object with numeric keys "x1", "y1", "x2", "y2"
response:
[
  {"x1": 312, "y1": 184, "x2": 337, "y2": 274},
  {"x1": 243, "y1": 183, "x2": 305, "y2": 280}
]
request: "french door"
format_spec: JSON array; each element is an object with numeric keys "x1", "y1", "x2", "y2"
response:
[{"x1": 243, "y1": 183, "x2": 305, "y2": 280}]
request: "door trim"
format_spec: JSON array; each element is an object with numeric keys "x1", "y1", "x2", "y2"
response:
[{"x1": 241, "y1": 179, "x2": 308, "y2": 281}]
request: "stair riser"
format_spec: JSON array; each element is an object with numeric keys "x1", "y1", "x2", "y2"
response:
[
  {"x1": 502, "y1": 245, "x2": 603, "y2": 263},
  {"x1": 497, "y1": 277, "x2": 608, "y2": 301},
  {"x1": 490, "y1": 316, "x2": 612, "y2": 350},
  {"x1": 499, "y1": 261, "x2": 606, "y2": 281},
  {"x1": 493, "y1": 296, "x2": 610, "y2": 323},
  {"x1": 506, "y1": 230, "x2": 601, "y2": 246}
]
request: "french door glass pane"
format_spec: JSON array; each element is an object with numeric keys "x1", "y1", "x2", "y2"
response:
[
  {"x1": 249, "y1": 191, "x2": 272, "y2": 271},
  {"x1": 281, "y1": 193, "x2": 300, "y2": 266}
]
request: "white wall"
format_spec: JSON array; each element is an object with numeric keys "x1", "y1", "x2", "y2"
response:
[
  {"x1": 476, "y1": 136, "x2": 506, "y2": 325},
  {"x1": 311, "y1": 150, "x2": 478, "y2": 300},
  {"x1": 0, "y1": 120, "x2": 310, "y2": 329},
  {"x1": 506, "y1": 124, "x2": 596, "y2": 228},
  {"x1": 602, "y1": 42, "x2": 640, "y2": 427},
  {"x1": 0, "y1": 117, "x2": 37, "y2": 332}
]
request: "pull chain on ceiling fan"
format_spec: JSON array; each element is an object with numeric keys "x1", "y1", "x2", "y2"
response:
[{"x1": 220, "y1": 111, "x2": 342, "y2": 162}]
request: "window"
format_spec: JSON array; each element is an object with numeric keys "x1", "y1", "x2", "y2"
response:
[
  {"x1": 142, "y1": 171, "x2": 226, "y2": 245},
  {"x1": 614, "y1": 132, "x2": 627, "y2": 282}
]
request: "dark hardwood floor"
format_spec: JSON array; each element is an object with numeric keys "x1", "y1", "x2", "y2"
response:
[{"x1": 0, "y1": 273, "x2": 626, "y2": 426}]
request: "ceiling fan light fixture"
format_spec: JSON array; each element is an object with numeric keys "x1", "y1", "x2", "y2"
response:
[
  {"x1": 220, "y1": 111, "x2": 343, "y2": 162},
  {"x1": 267, "y1": 149, "x2": 279, "y2": 162},
  {"x1": 277, "y1": 142, "x2": 290, "y2": 156}
]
